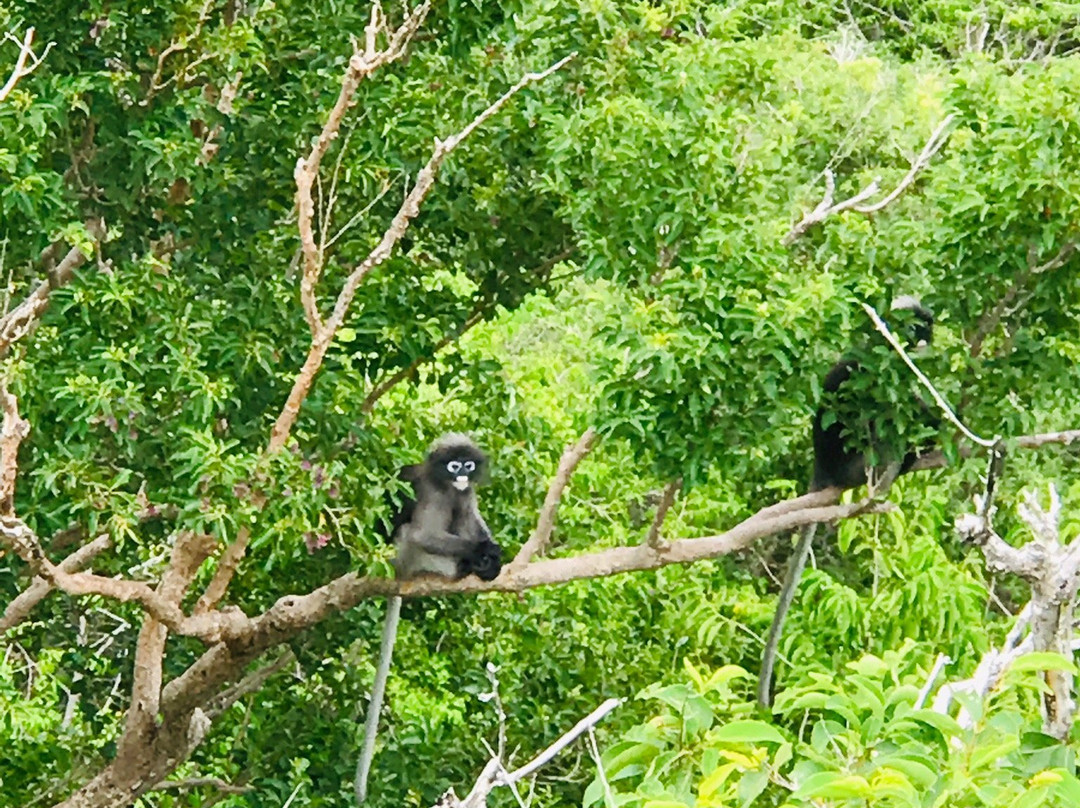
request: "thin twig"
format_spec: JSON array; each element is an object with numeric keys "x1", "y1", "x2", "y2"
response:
[
  {"x1": 645, "y1": 478, "x2": 681, "y2": 549},
  {"x1": 502, "y1": 698, "x2": 622, "y2": 785},
  {"x1": 862, "y1": 302, "x2": 997, "y2": 447}
]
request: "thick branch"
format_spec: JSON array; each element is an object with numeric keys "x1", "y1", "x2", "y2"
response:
[
  {"x1": 120, "y1": 532, "x2": 217, "y2": 758},
  {"x1": 296, "y1": 2, "x2": 431, "y2": 333},
  {"x1": 269, "y1": 52, "x2": 576, "y2": 452},
  {"x1": 0, "y1": 533, "x2": 111, "y2": 634},
  {"x1": 510, "y1": 427, "x2": 598, "y2": 570},
  {"x1": 0, "y1": 516, "x2": 243, "y2": 643}
]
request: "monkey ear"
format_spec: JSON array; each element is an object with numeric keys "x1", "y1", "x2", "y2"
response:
[{"x1": 399, "y1": 464, "x2": 421, "y2": 482}]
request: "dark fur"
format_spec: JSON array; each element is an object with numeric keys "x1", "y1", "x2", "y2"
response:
[
  {"x1": 379, "y1": 434, "x2": 502, "y2": 581},
  {"x1": 810, "y1": 297, "x2": 935, "y2": 491},
  {"x1": 759, "y1": 297, "x2": 935, "y2": 708}
]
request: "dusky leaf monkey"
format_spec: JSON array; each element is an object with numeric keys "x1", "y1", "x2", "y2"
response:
[
  {"x1": 757, "y1": 296, "x2": 936, "y2": 707},
  {"x1": 355, "y1": 434, "x2": 501, "y2": 803}
]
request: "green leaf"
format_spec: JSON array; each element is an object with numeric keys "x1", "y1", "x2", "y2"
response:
[{"x1": 709, "y1": 720, "x2": 785, "y2": 746}]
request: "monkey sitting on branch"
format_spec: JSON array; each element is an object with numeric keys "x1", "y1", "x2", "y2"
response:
[
  {"x1": 758, "y1": 296, "x2": 938, "y2": 708},
  {"x1": 356, "y1": 433, "x2": 502, "y2": 804}
]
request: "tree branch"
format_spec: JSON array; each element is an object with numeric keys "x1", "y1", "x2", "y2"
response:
[
  {"x1": 782, "y1": 114, "x2": 954, "y2": 245},
  {"x1": 0, "y1": 382, "x2": 30, "y2": 516},
  {"x1": 0, "y1": 27, "x2": 53, "y2": 103},
  {"x1": 296, "y1": 1, "x2": 431, "y2": 334},
  {"x1": 150, "y1": 778, "x2": 251, "y2": 795},
  {"x1": 269, "y1": 51, "x2": 576, "y2": 452},
  {"x1": 0, "y1": 218, "x2": 107, "y2": 357},
  {"x1": 510, "y1": 427, "x2": 598, "y2": 570},
  {"x1": 438, "y1": 697, "x2": 622, "y2": 808},
  {"x1": 0, "y1": 533, "x2": 111, "y2": 634},
  {"x1": 360, "y1": 308, "x2": 485, "y2": 414},
  {"x1": 969, "y1": 240, "x2": 1078, "y2": 358},
  {"x1": 645, "y1": 478, "x2": 682, "y2": 549},
  {"x1": 192, "y1": 527, "x2": 250, "y2": 616}
]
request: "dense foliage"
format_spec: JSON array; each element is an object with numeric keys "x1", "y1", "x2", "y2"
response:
[{"x1": 1, "y1": 0, "x2": 1079, "y2": 806}]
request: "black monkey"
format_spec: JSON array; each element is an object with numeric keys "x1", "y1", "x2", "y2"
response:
[
  {"x1": 757, "y1": 296, "x2": 935, "y2": 708},
  {"x1": 356, "y1": 434, "x2": 501, "y2": 804}
]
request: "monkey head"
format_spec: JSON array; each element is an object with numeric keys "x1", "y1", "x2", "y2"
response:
[
  {"x1": 890, "y1": 295, "x2": 934, "y2": 351},
  {"x1": 426, "y1": 433, "x2": 488, "y2": 492}
]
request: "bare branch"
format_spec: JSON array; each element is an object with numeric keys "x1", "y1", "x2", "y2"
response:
[
  {"x1": 782, "y1": 168, "x2": 879, "y2": 245},
  {"x1": 510, "y1": 427, "x2": 598, "y2": 570},
  {"x1": 783, "y1": 114, "x2": 954, "y2": 245},
  {"x1": 448, "y1": 698, "x2": 622, "y2": 808},
  {"x1": 503, "y1": 698, "x2": 622, "y2": 786},
  {"x1": 0, "y1": 28, "x2": 53, "y2": 103},
  {"x1": 270, "y1": 52, "x2": 576, "y2": 452},
  {"x1": 0, "y1": 534, "x2": 111, "y2": 634},
  {"x1": 852, "y1": 114, "x2": 955, "y2": 213},
  {"x1": 953, "y1": 483, "x2": 1080, "y2": 738},
  {"x1": 645, "y1": 478, "x2": 681, "y2": 549},
  {"x1": 296, "y1": 2, "x2": 432, "y2": 334},
  {"x1": 862, "y1": 302, "x2": 997, "y2": 448}
]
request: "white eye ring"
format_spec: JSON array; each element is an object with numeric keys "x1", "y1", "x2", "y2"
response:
[
  {"x1": 447, "y1": 460, "x2": 462, "y2": 474},
  {"x1": 463, "y1": 460, "x2": 476, "y2": 472}
]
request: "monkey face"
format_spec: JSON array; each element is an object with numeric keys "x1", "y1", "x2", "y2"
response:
[
  {"x1": 889, "y1": 296, "x2": 934, "y2": 351},
  {"x1": 427, "y1": 440, "x2": 488, "y2": 491}
]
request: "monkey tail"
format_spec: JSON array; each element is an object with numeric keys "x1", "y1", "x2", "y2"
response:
[
  {"x1": 355, "y1": 595, "x2": 403, "y2": 805},
  {"x1": 757, "y1": 522, "x2": 818, "y2": 709}
]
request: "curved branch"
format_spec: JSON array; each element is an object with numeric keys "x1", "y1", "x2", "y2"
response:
[{"x1": 510, "y1": 427, "x2": 598, "y2": 570}]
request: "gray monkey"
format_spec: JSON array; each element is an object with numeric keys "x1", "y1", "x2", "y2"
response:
[{"x1": 355, "y1": 434, "x2": 501, "y2": 804}]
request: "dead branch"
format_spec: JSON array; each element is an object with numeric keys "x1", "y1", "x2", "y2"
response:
[
  {"x1": 0, "y1": 28, "x2": 53, "y2": 103},
  {"x1": 0, "y1": 218, "x2": 107, "y2": 356},
  {"x1": 953, "y1": 483, "x2": 1080, "y2": 739},
  {"x1": 510, "y1": 427, "x2": 598, "y2": 570},
  {"x1": 441, "y1": 697, "x2": 622, "y2": 808},
  {"x1": 270, "y1": 51, "x2": 576, "y2": 452},
  {"x1": 782, "y1": 114, "x2": 954, "y2": 245},
  {"x1": 645, "y1": 478, "x2": 682, "y2": 549},
  {"x1": 0, "y1": 534, "x2": 111, "y2": 634},
  {"x1": 862, "y1": 302, "x2": 997, "y2": 448},
  {"x1": 782, "y1": 169, "x2": 879, "y2": 245},
  {"x1": 296, "y1": 1, "x2": 432, "y2": 334}
]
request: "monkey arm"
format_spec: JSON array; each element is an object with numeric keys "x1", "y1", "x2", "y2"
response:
[{"x1": 409, "y1": 531, "x2": 484, "y2": 557}]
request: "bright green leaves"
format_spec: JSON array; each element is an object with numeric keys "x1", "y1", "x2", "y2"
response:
[{"x1": 589, "y1": 644, "x2": 1080, "y2": 808}]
